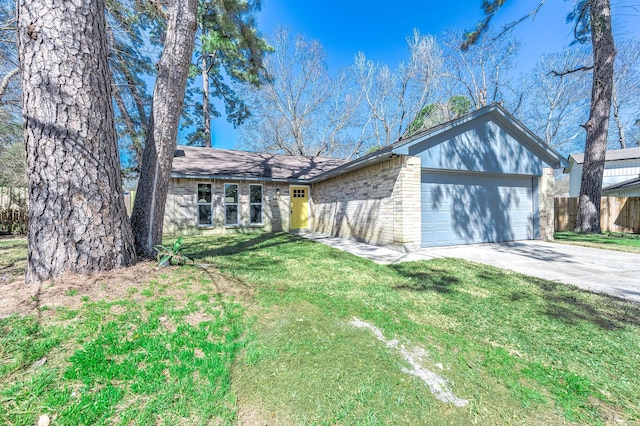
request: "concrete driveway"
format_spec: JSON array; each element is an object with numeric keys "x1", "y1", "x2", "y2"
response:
[{"x1": 422, "y1": 241, "x2": 640, "y2": 303}]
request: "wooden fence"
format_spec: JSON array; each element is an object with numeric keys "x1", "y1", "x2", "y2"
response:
[
  {"x1": 555, "y1": 197, "x2": 640, "y2": 233},
  {"x1": 0, "y1": 186, "x2": 28, "y2": 235}
]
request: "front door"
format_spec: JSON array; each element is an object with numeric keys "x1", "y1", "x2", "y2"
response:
[{"x1": 290, "y1": 186, "x2": 309, "y2": 229}]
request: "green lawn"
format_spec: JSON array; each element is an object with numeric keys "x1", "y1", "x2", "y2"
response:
[
  {"x1": 2, "y1": 233, "x2": 640, "y2": 425},
  {"x1": 555, "y1": 231, "x2": 640, "y2": 254}
]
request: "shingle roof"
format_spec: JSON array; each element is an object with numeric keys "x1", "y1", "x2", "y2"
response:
[
  {"x1": 171, "y1": 146, "x2": 348, "y2": 181},
  {"x1": 602, "y1": 175, "x2": 640, "y2": 192},
  {"x1": 570, "y1": 147, "x2": 640, "y2": 164}
]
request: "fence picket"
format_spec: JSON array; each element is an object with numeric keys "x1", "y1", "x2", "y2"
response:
[{"x1": 554, "y1": 197, "x2": 640, "y2": 233}]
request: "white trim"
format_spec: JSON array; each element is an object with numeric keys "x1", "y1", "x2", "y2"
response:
[
  {"x1": 224, "y1": 183, "x2": 239, "y2": 226},
  {"x1": 196, "y1": 182, "x2": 214, "y2": 227},
  {"x1": 249, "y1": 184, "x2": 264, "y2": 225}
]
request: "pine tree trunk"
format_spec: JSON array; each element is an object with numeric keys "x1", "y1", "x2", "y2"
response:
[
  {"x1": 202, "y1": 50, "x2": 212, "y2": 148},
  {"x1": 130, "y1": 0, "x2": 198, "y2": 257},
  {"x1": 17, "y1": 0, "x2": 136, "y2": 283},
  {"x1": 574, "y1": 0, "x2": 616, "y2": 233}
]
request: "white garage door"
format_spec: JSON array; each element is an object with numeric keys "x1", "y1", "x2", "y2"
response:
[{"x1": 421, "y1": 172, "x2": 535, "y2": 247}]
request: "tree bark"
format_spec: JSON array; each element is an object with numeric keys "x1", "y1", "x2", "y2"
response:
[
  {"x1": 574, "y1": 0, "x2": 616, "y2": 233},
  {"x1": 201, "y1": 43, "x2": 212, "y2": 148},
  {"x1": 17, "y1": 0, "x2": 136, "y2": 283},
  {"x1": 130, "y1": 0, "x2": 197, "y2": 257}
]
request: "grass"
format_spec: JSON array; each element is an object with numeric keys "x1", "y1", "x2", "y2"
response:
[
  {"x1": 555, "y1": 231, "x2": 640, "y2": 254},
  {"x1": 2, "y1": 233, "x2": 640, "y2": 425},
  {"x1": 0, "y1": 239, "x2": 247, "y2": 425}
]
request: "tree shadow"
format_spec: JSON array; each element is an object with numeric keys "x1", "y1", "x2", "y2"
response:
[
  {"x1": 185, "y1": 232, "x2": 286, "y2": 256},
  {"x1": 531, "y1": 278, "x2": 640, "y2": 330},
  {"x1": 389, "y1": 262, "x2": 461, "y2": 294}
]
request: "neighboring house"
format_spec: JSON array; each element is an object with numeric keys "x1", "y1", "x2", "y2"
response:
[
  {"x1": 601, "y1": 176, "x2": 640, "y2": 197},
  {"x1": 565, "y1": 147, "x2": 640, "y2": 197},
  {"x1": 166, "y1": 104, "x2": 565, "y2": 249}
]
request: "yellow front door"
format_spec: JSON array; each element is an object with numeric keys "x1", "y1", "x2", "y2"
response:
[{"x1": 290, "y1": 186, "x2": 309, "y2": 229}]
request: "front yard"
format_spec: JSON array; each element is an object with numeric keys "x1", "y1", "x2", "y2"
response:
[{"x1": 1, "y1": 233, "x2": 639, "y2": 424}]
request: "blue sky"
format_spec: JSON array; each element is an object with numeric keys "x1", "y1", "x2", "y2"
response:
[{"x1": 206, "y1": 0, "x2": 639, "y2": 150}]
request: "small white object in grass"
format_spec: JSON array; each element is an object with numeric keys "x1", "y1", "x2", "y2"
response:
[
  {"x1": 71, "y1": 391, "x2": 77, "y2": 398},
  {"x1": 435, "y1": 363, "x2": 444, "y2": 370},
  {"x1": 30, "y1": 357, "x2": 47, "y2": 370},
  {"x1": 351, "y1": 317, "x2": 469, "y2": 407},
  {"x1": 37, "y1": 414, "x2": 50, "y2": 426}
]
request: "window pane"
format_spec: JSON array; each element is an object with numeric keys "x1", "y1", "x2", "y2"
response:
[
  {"x1": 198, "y1": 184, "x2": 212, "y2": 203},
  {"x1": 225, "y1": 205, "x2": 238, "y2": 224},
  {"x1": 225, "y1": 184, "x2": 238, "y2": 203},
  {"x1": 250, "y1": 205, "x2": 262, "y2": 224},
  {"x1": 250, "y1": 185, "x2": 262, "y2": 203},
  {"x1": 198, "y1": 205, "x2": 212, "y2": 225}
]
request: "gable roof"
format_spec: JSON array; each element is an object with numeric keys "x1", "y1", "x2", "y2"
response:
[
  {"x1": 312, "y1": 103, "x2": 567, "y2": 182},
  {"x1": 171, "y1": 146, "x2": 348, "y2": 182},
  {"x1": 171, "y1": 104, "x2": 565, "y2": 183},
  {"x1": 569, "y1": 147, "x2": 640, "y2": 165}
]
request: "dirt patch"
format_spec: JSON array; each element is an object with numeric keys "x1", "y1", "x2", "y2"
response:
[
  {"x1": 184, "y1": 311, "x2": 213, "y2": 326},
  {"x1": 0, "y1": 262, "x2": 254, "y2": 320}
]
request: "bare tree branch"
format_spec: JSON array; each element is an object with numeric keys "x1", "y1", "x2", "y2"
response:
[
  {"x1": 549, "y1": 65, "x2": 594, "y2": 77},
  {"x1": 0, "y1": 67, "x2": 19, "y2": 101}
]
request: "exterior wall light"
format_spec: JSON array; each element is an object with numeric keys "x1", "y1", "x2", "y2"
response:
[{"x1": 275, "y1": 188, "x2": 280, "y2": 200}]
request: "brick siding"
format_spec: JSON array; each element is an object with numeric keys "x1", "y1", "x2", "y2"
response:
[
  {"x1": 164, "y1": 179, "x2": 290, "y2": 235},
  {"x1": 310, "y1": 155, "x2": 422, "y2": 249}
]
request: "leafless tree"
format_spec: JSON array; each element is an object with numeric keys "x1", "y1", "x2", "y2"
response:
[
  {"x1": 519, "y1": 47, "x2": 592, "y2": 154},
  {"x1": 239, "y1": 28, "x2": 363, "y2": 158},
  {"x1": 441, "y1": 29, "x2": 520, "y2": 112},
  {"x1": 610, "y1": 39, "x2": 640, "y2": 148},
  {"x1": 353, "y1": 29, "x2": 443, "y2": 147}
]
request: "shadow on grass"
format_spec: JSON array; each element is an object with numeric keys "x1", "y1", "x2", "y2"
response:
[
  {"x1": 533, "y1": 279, "x2": 640, "y2": 330},
  {"x1": 185, "y1": 232, "x2": 298, "y2": 259},
  {"x1": 390, "y1": 263, "x2": 461, "y2": 293}
]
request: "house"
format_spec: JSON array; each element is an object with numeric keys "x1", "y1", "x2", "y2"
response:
[
  {"x1": 565, "y1": 147, "x2": 640, "y2": 197},
  {"x1": 165, "y1": 104, "x2": 565, "y2": 249},
  {"x1": 601, "y1": 176, "x2": 640, "y2": 197}
]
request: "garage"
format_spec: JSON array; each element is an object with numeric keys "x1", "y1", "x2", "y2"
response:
[{"x1": 421, "y1": 171, "x2": 536, "y2": 247}]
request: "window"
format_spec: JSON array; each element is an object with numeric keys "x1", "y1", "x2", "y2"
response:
[
  {"x1": 250, "y1": 184, "x2": 263, "y2": 225},
  {"x1": 197, "y1": 183, "x2": 212, "y2": 226},
  {"x1": 224, "y1": 184, "x2": 238, "y2": 225},
  {"x1": 292, "y1": 188, "x2": 306, "y2": 198}
]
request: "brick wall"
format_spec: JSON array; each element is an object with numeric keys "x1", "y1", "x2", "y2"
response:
[
  {"x1": 164, "y1": 178, "x2": 290, "y2": 235},
  {"x1": 310, "y1": 155, "x2": 421, "y2": 249}
]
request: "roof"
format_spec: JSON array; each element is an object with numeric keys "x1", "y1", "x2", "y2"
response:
[
  {"x1": 171, "y1": 146, "x2": 348, "y2": 182},
  {"x1": 171, "y1": 104, "x2": 566, "y2": 183},
  {"x1": 312, "y1": 103, "x2": 567, "y2": 182},
  {"x1": 602, "y1": 175, "x2": 640, "y2": 193},
  {"x1": 570, "y1": 147, "x2": 640, "y2": 165}
]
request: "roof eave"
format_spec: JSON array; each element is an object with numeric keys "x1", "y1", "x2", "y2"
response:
[
  {"x1": 309, "y1": 146, "x2": 395, "y2": 183},
  {"x1": 170, "y1": 172, "x2": 310, "y2": 184},
  {"x1": 392, "y1": 103, "x2": 568, "y2": 169}
]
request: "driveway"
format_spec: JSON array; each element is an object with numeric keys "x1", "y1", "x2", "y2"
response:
[{"x1": 422, "y1": 240, "x2": 640, "y2": 303}]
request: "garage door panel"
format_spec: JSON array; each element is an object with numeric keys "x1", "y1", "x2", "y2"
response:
[{"x1": 421, "y1": 172, "x2": 534, "y2": 247}]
